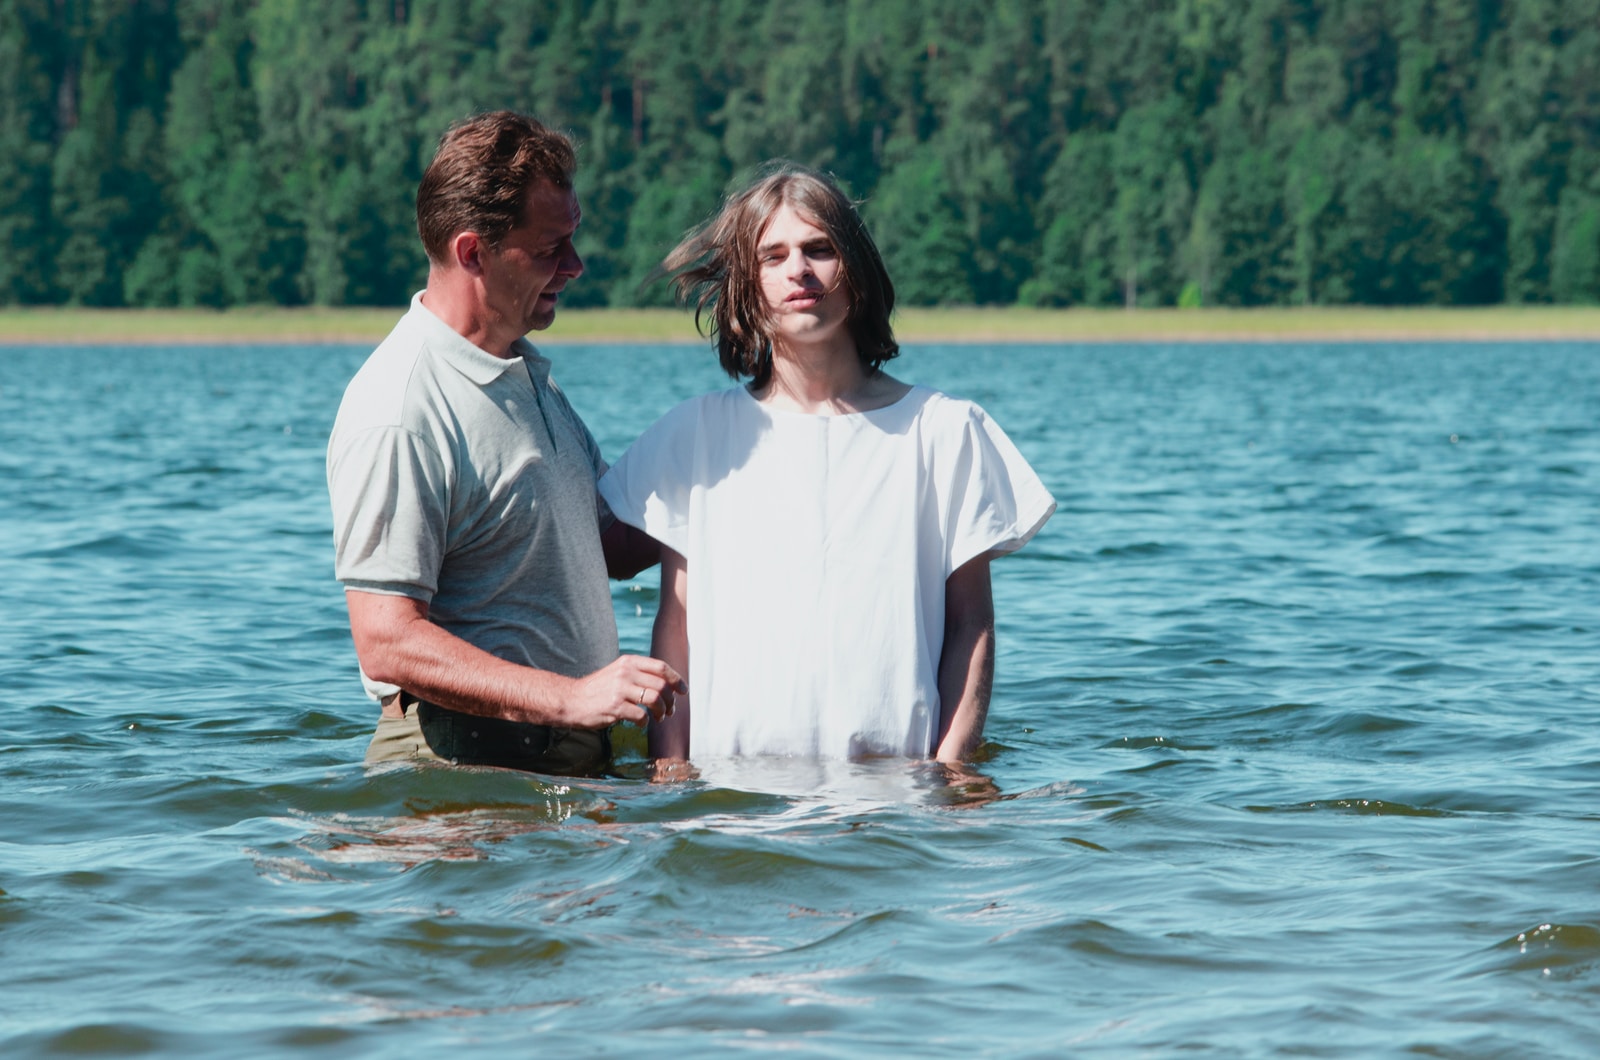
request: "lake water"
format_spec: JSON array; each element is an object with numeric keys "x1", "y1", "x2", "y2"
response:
[{"x1": 3, "y1": 338, "x2": 1598, "y2": 1057}]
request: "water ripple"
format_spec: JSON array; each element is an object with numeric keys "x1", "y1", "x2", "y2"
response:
[{"x1": 5, "y1": 342, "x2": 1600, "y2": 1054}]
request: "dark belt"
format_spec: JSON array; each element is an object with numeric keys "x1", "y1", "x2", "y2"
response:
[{"x1": 403, "y1": 694, "x2": 613, "y2": 777}]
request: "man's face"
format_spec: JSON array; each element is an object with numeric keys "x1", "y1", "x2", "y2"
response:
[{"x1": 479, "y1": 180, "x2": 584, "y2": 334}]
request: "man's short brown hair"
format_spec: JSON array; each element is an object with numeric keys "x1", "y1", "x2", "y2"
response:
[{"x1": 416, "y1": 111, "x2": 576, "y2": 264}]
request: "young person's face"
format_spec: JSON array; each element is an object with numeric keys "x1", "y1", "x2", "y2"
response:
[{"x1": 757, "y1": 204, "x2": 849, "y2": 351}]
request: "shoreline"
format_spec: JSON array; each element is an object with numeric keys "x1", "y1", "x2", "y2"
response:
[{"x1": 4, "y1": 305, "x2": 1600, "y2": 345}]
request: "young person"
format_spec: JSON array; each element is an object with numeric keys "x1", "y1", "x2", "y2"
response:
[{"x1": 598, "y1": 162, "x2": 1053, "y2": 771}]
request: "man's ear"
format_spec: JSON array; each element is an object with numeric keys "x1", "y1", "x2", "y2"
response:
[{"x1": 451, "y1": 231, "x2": 485, "y2": 274}]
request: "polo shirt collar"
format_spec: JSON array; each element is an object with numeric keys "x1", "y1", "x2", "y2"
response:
[
  {"x1": 512, "y1": 335, "x2": 553, "y2": 387},
  {"x1": 406, "y1": 291, "x2": 550, "y2": 387}
]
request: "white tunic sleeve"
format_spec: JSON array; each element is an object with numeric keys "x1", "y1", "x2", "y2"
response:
[
  {"x1": 596, "y1": 397, "x2": 702, "y2": 556},
  {"x1": 936, "y1": 400, "x2": 1057, "y2": 574}
]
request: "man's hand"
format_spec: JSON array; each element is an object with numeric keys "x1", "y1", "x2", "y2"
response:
[{"x1": 566, "y1": 654, "x2": 685, "y2": 729}]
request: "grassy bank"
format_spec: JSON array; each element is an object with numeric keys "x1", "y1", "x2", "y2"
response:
[
  {"x1": 0, "y1": 306, "x2": 702, "y2": 345},
  {"x1": 4, "y1": 304, "x2": 1600, "y2": 346}
]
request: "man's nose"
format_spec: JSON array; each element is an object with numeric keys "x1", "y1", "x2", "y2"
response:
[{"x1": 560, "y1": 241, "x2": 584, "y2": 279}]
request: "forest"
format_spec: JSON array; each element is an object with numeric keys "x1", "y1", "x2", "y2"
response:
[{"x1": 3, "y1": 0, "x2": 1597, "y2": 310}]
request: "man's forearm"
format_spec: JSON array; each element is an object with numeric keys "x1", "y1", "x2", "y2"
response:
[
  {"x1": 346, "y1": 589, "x2": 684, "y2": 731},
  {"x1": 349, "y1": 592, "x2": 581, "y2": 725}
]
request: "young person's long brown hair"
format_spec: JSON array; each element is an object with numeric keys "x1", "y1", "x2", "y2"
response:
[{"x1": 661, "y1": 162, "x2": 898, "y2": 388}]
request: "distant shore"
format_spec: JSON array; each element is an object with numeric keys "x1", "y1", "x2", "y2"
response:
[{"x1": 4, "y1": 304, "x2": 1600, "y2": 346}]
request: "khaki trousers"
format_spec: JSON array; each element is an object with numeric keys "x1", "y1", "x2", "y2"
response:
[{"x1": 364, "y1": 697, "x2": 612, "y2": 777}]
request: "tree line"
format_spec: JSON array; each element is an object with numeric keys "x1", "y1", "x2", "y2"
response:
[{"x1": 3, "y1": 0, "x2": 1598, "y2": 310}]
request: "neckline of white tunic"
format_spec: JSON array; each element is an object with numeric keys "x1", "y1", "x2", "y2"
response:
[{"x1": 740, "y1": 381, "x2": 921, "y2": 421}]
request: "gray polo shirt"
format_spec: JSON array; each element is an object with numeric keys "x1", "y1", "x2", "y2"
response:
[{"x1": 327, "y1": 292, "x2": 619, "y2": 697}]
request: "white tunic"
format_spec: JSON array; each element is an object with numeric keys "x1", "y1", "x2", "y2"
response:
[{"x1": 598, "y1": 385, "x2": 1055, "y2": 760}]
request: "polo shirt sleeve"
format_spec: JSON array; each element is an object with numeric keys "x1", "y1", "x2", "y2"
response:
[{"x1": 327, "y1": 424, "x2": 449, "y2": 602}]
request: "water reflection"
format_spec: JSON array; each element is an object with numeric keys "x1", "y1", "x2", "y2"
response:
[
  {"x1": 931, "y1": 761, "x2": 1004, "y2": 809},
  {"x1": 270, "y1": 753, "x2": 1010, "y2": 879},
  {"x1": 277, "y1": 796, "x2": 611, "y2": 871},
  {"x1": 660, "y1": 754, "x2": 1006, "y2": 810}
]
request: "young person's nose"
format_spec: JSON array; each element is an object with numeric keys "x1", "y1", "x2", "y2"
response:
[{"x1": 784, "y1": 249, "x2": 813, "y2": 283}]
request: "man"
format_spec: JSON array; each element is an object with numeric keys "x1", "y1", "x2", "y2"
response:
[{"x1": 326, "y1": 110, "x2": 681, "y2": 775}]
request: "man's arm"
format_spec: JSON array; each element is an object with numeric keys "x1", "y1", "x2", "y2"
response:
[
  {"x1": 346, "y1": 590, "x2": 682, "y2": 728},
  {"x1": 646, "y1": 545, "x2": 692, "y2": 765},
  {"x1": 934, "y1": 553, "x2": 996, "y2": 762},
  {"x1": 601, "y1": 518, "x2": 661, "y2": 580}
]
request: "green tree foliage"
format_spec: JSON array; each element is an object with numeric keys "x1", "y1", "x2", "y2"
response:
[
  {"x1": 1023, "y1": 131, "x2": 1116, "y2": 306},
  {"x1": 48, "y1": 0, "x2": 182, "y2": 306},
  {"x1": 3, "y1": 0, "x2": 1599, "y2": 308},
  {"x1": 866, "y1": 139, "x2": 974, "y2": 306},
  {"x1": 1551, "y1": 148, "x2": 1600, "y2": 304},
  {"x1": 0, "y1": 0, "x2": 61, "y2": 303}
]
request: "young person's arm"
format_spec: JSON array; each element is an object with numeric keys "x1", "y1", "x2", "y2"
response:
[
  {"x1": 934, "y1": 553, "x2": 996, "y2": 762},
  {"x1": 600, "y1": 516, "x2": 662, "y2": 579},
  {"x1": 647, "y1": 545, "x2": 694, "y2": 774}
]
